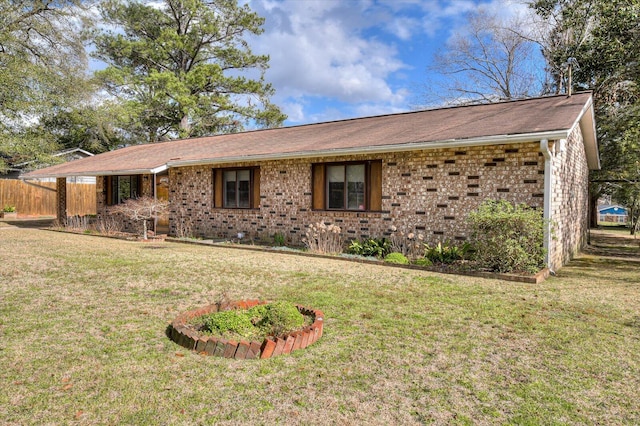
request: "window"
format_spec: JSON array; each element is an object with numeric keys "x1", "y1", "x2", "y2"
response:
[
  {"x1": 312, "y1": 161, "x2": 382, "y2": 211},
  {"x1": 213, "y1": 167, "x2": 260, "y2": 209},
  {"x1": 106, "y1": 175, "x2": 141, "y2": 205},
  {"x1": 327, "y1": 164, "x2": 366, "y2": 210}
]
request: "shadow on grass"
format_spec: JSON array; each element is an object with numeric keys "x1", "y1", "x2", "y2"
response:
[
  {"x1": 0, "y1": 217, "x2": 55, "y2": 229},
  {"x1": 584, "y1": 229, "x2": 640, "y2": 260}
]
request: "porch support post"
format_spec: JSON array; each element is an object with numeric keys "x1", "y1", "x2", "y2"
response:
[{"x1": 56, "y1": 177, "x2": 67, "y2": 224}]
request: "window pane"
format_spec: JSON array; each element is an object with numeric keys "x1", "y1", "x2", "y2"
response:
[
  {"x1": 346, "y1": 164, "x2": 365, "y2": 210},
  {"x1": 223, "y1": 170, "x2": 236, "y2": 207},
  {"x1": 118, "y1": 176, "x2": 131, "y2": 204},
  {"x1": 327, "y1": 165, "x2": 345, "y2": 209},
  {"x1": 237, "y1": 170, "x2": 250, "y2": 208}
]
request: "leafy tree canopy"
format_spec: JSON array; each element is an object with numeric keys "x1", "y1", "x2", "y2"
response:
[
  {"x1": 532, "y1": 0, "x2": 640, "y2": 228},
  {"x1": 93, "y1": 0, "x2": 286, "y2": 143},
  {"x1": 0, "y1": 0, "x2": 91, "y2": 172}
]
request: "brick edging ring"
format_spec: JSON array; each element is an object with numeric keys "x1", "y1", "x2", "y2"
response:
[{"x1": 169, "y1": 300, "x2": 324, "y2": 359}]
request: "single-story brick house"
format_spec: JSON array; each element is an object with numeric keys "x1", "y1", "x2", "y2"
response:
[{"x1": 23, "y1": 92, "x2": 599, "y2": 271}]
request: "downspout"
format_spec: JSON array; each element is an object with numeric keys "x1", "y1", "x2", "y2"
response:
[
  {"x1": 540, "y1": 139, "x2": 554, "y2": 274},
  {"x1": 153, "y1": 173, "x2": 157, "y2": 233}
]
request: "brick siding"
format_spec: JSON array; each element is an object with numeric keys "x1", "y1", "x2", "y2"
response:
[
  {"x1": 166, "y1": 142, "x2": 545, "y2": 247},
  {"x1": 548, "y1": 127, "x2": 590, "y2": 269},
  {"x1": 92, "y1": 138, "x2": 591, "y2": 269}
]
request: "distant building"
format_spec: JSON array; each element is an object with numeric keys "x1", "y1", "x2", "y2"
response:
[
  {"x1": 5, "y1": 148, "x2": 96, "y2": 183},
  {"x1": 598, "y1": 205, "x2": 628, "y2": 225}
]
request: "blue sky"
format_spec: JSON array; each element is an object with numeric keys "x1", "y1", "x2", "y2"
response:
[{"x1": 245, "y1": 0, "x2": 537, "y2": 126}]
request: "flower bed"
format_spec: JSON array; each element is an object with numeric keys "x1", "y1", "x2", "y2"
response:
[{"x1": 169, "y1": 300, "x2": 324, "y2": 359}]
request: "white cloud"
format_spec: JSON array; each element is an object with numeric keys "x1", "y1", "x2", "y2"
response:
[
  {"x1": 249, "y1": 0, "x2": 410, "y2": 123},
  {"x1": 248, "y1": 0, "x2": 537, "y2": 124}
]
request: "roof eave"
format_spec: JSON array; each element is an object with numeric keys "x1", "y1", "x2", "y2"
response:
[
  {"x1": 20, "y1": 165, "x2": 168, "y2": 180},
  {"x1": 166, "y1": 130, "x2": 571, "y2": 168}
]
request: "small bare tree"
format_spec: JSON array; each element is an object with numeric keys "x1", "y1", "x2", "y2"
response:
[
  {"x1": 111, "y1": 196, "x2": 169, "y2": 240},
  {"x1": 418, "y1": 9, "x2": 545, "y2": 107}
]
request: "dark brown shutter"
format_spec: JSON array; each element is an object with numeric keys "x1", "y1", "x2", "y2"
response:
[
  {"x1": 106, "y1": 176, "x2": 113, "y2": 206},
  {"x1": 213, "y1": 169, "x2": 223, "y2": 208},
  {"x1": 369, "y1": 160, "x2": 382, "y2": 211},
  {"x1": 312, "y1": 163, "x2": 325, "y2": 210},
  {"x1": 252, "y1": 167, "x2": 261, "y2": 208}
]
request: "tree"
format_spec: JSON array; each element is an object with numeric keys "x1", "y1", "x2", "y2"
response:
[
  {"x1": 112, "y1": 196, "x2": 169, "y2": 240},
  {"x1": 36, "y1": 99, "x2": 133, "y2": 155},
  {"x1": 419, "y1": 9, "x2": 545, "y2": 106},
  {"x1": 0, "y1": 0, "x2": 91, "y2": 172},
  {"x1": 93, "y1": 0, "x2": 286, "y2": 143},
  {"x1": 532, "y1": 0, "x2": 640, "y2": 230}
]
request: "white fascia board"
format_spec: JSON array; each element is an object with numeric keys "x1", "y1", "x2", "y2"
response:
[
  {"x1": 570, "y1": 96, "x2": 600, "y2": 170},
  {"x1": 20, "y1": 168, "x2": 161, "y2": 180},
  {"x1": 150, "y1": 164, "x2": 168, "y2": 174},
  {"x1": 167, "y1": 130, "x2": 570, "y2": 168}
]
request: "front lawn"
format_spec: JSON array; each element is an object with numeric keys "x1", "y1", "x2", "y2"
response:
[{"x1": 1, "y1": 227, "x2": 639, "y2": 424}]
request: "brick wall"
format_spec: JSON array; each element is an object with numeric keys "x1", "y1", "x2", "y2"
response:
[
  {"x1": 549, "y1": 127, "x2": 590, "y2": 269},
  {"x1": 167, "y1": 142, "x2": 546, "y2": 246}
]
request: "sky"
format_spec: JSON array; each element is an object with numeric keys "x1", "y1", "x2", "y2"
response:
[{"x1": 243, "y1": 0, "x2": 537, "y2": 126}]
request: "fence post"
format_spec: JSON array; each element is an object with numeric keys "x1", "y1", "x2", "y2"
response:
[{"x1": 56, "y1": 178, "x2": 67, "y2": 224}]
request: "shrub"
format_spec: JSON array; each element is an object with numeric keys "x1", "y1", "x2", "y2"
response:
[
  {"x1": 424, "y1": 242, "x2": 470, "y2": 264},
  {"x1": 346, "y1": 237, "x2": 391, "y2": 258},
  {"x1": 384, "y1": 252, "x2": 409, "y2": 264},
  {"x1": 413, "y1": 257, "x2": 433, "y2": 267},
  {"x1": 65, "y1": 215, "x2": 91, "y2": 232},
  {"x1": 467, "y1": 199, "x2": 546, "y2": 273},
  {"x1": 252, "y1": 301, "x2": 305, "y2": 336},
  {"x1": 95, "y1": 215, "x2": 122, "y2": 235},
  {"x1": 200, "y1": 310, "x2": 255, "y2": 338},
  {"x1": 3, "y1": 205, "x2": 16, "y2": 213},
  {"x1": 198, "y1": 301, "x2": 305, "y2": 339},
  {"x1": 303, "y1": 222, "x2": 343, "y2": 254},
  {"x1": 388, "y1": 226, "x2": 425, "y2": 260},
  {"x1": 273, "y1": 232, "x2": 285, "y2": 246}
]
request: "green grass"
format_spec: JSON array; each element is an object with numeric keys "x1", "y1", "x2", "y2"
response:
[{"x1": 1, "y1": 227, "x2": 639, "y2": 424}]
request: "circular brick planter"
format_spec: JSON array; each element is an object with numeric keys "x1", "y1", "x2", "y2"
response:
[{"x1": 169, "y1": 300, "x2": 324, "y2": 359}]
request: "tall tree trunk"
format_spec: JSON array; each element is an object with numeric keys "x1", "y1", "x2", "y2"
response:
[{"x1": 179, "y1": 115, "x2": 191, "y2": 138}]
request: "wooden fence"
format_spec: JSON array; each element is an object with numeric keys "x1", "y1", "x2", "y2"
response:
[{"x1": 0, "y1": 179, "x2": 96, "y2": 217}]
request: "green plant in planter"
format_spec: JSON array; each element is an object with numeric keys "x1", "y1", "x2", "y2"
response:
[
  {"x1": 201, "y1": 310, "x2": 255, "y2": 338},
  {"x1": 413, "y1": 257, "x2": 433, "y2": 267},
  {"x1": 347, "y1": 237, "x2": 391, "y2": 258},
  {"x1": 273, "y1": 232, "x2": 285, "y2": 246},
  {"x1": 3, "y1": 205, "x2": 16, "y2": 213},
  {"x1": 424, "y1": 242, "x2": 470, "y2": 264},
  {"x1": 252, "y1": 301, "x2": 305, "y2": 336},
  {"x1": 197, "y1": 301, "x2": 306, "y2": 339},
  {"x1": 384, "y1": 252, "x2": 409, "y2": 264}
]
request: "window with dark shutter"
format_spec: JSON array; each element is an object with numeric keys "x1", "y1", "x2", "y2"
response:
[
  {"x1": 212, "y1": 167, "x2": 260, "y2": 209},
  {"x1": 311, "y1": 160, "x2": 382, "y2": 211}
]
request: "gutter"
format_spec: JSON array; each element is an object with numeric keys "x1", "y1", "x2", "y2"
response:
[
  {"x1": 20, "y1": 165, "x2": 168, "y2": 180},
  {"x1": 167, "y1": 130, "x2": 571, "y2": 168},
  {"x1": 540, "y1": 139, "x2": 554, "y2": 273},
  {"x1": 20, "y1": 130, "x2": 571, "y2": 179}
]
